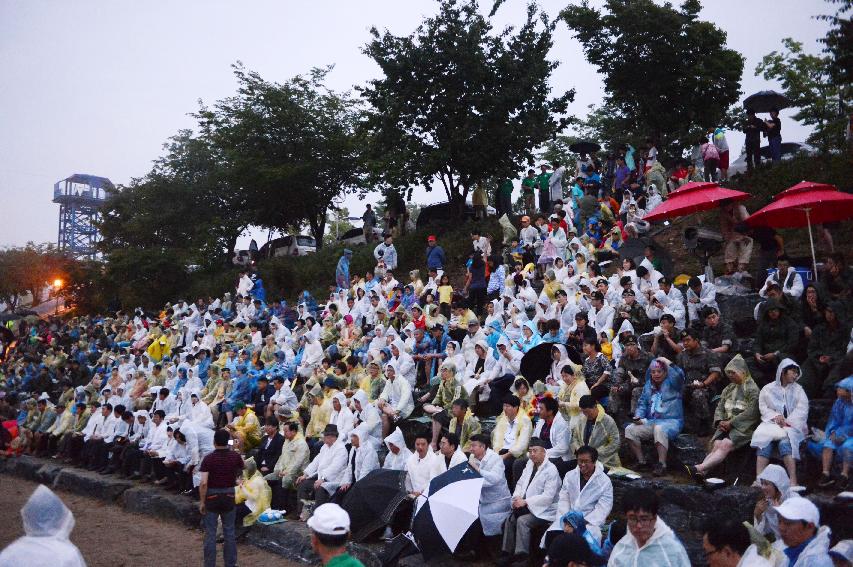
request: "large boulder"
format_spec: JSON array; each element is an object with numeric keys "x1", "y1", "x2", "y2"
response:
[
  {"x1": 53, "y1": 468, "x2": 134, "y2": 502},
  {"x1": 2, "y1": 455, "x2": 48, "y2": 481},
  {"x1": 122, "y1": 486, "x2": 201, "y2": 527}
]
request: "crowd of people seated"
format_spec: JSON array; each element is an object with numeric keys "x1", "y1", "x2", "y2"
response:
[{"x1": 2, "y1": 166, "x2": 853, "y2": 564}]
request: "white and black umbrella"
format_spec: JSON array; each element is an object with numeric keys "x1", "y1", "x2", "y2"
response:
[{"x1": 411, "y1": 462, "x2": 484, "y2": 559}]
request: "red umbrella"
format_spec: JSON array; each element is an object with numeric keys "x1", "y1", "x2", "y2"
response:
[
  {"x1": 643, "y1": 183, "x2": 750, "y2": 223},
  {"x1": 745, "y1": 181, "x2": 853, "y2": 280}
]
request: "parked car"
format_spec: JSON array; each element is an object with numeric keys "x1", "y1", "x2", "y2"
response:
[
  {"x1": 338, "y1": 226, "x2": 384, "y2": 246},
  {"x1": 729, "y1": 141, "x2": 816, "y2": 176},
  {"x1": 257, "y1": 234, "x2": 317, "y2": 259},
  {"x1": 416, "y1": 200, "x2": 497, "y2": 228}
]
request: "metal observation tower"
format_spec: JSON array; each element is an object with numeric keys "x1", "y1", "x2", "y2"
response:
[{"x1": 53, "y1": 174, "x2": 114, "y2": 260}]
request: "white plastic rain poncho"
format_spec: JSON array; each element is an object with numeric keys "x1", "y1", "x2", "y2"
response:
[
  {"x1": 545, "y1": 460, "x2": 613, "y2": 542},
  {"x1": 751, "y1": 359, "x2": 809, "y2": 460},
  {"x1": 607, "y1": 516, "x2": 691, "y2": 567},
  {"x1": 382, "y1": 427, "x2": 412, "y2": 471},
  {"x1": 0, "y1": 485, "x2": 86, "y2": 567},
  {"x1": 753, "y1": 463, "x2": 796, "y2": 541}
]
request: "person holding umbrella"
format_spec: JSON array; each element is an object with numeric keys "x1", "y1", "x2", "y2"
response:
[
  {"x1": 765, "y1": 108, "x2": 783, "y2": 163},
  {"x1": 743, "y1": 109, "x2": 766, "y2": 172}
]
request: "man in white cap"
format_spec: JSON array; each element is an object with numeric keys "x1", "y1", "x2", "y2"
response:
[
  {"x1": 772, "y1": 497, "x2": 833, "y2": 566},
  {"x1": 307, "y1": 503, "x2": 365, "y2": 566}
]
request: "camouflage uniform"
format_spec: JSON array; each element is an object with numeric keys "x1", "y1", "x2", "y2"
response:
[
  {"x1": 676, "y1": 346, "x2": 721, "y2": 435},
  {"x1": 610, "y1": 349, "x2": 653, "y2": 425}
]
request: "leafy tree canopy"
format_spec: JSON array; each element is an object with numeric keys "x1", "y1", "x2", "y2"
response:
[
  {"x1": 756, "y1": 38, "x2": 848, "y2": 153},
  {"x1": 196, "y1": 65, "x2": 368, "y2": 248},
  {"x1": 360, "y1": 0, "x2": 573, "y2": 210},
  {"x1": 560, "y1": 0, "x2": 744, "y2": 161}
]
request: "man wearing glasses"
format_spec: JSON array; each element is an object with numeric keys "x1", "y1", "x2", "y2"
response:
[{"x1": 607, "y1": 488, "x2": 690, "y2": 566}]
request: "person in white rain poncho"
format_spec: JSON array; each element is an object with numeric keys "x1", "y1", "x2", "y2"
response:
[
  {"x1": 751, "y1": 359, "x2": 809, "y2": 487},
  {"x1": 382, "y1": 427, "x2": 412, "y2": 471},
  {"x1": 351, "y1": 389, "x2": 382, "y2": 446},
  {"x1": 0, "y1": 485, "x2": 86, "y2": 567},
  {"x1": 377, "y1": 363, "x2": 414, "y2": 438},
  {"x1": 607, "y1": 487, "x2": 690, "y2": 567},
  {"x1": 753, "y1": 463, "x2": 797, "y2": 542},
  {"x1": 390, "y1": 339, "x2": 416, "y2": 388},
  {"x1": 545, "y1": 445, "x2": 613, "y2": 543},
  {"x1": 341, "y1": 425, "x2": 380, "y2": 491},
  {"x1": 189, "y1": 392, "x2": 214, "y2": 429},
  {"x1": 468, "y1": 434, "x2": 512, "y2": 538},
  {"x1": 328, "y1": 392, "x2": 355, "y2": 440}
]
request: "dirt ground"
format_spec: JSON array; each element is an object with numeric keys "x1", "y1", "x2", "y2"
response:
[{"x1": 0, "y1": 477, "x2": 300, "y2": 567}]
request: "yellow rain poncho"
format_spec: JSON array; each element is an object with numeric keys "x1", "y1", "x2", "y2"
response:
[
  {"x1": 146, "y1": 335, "x2": 171, "y2": 363},
  {"x1": 235, "y1": 457, "x2": 271, "y2": 527}
]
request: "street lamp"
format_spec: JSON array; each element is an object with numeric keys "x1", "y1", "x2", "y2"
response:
[{"x1": 53, "y1": 279, "x2": 63, "y2": 316}]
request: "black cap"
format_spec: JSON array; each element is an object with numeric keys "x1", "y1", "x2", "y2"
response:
[{"x1": 322, "y1": 424, "x2": 339, "y2": 437}]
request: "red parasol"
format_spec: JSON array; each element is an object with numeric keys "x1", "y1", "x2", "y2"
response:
[
  {"x1": 745, "y1": 181, "x2": 853, "y2": 280},
  {"x1": 643, "y1": 183, "x2": 750, "y2": 223}
]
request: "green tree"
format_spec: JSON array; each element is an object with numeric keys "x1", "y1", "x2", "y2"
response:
[
  {"x1": 196, "y1": 65, "x2": 368, "y2": 249},
  {"x1": 818, "y1": 0, "x2": 853, "y2": 87},
  {"x1": 324, "y1": 206, "x2": 356, "y2": 248},
  {"x1": 0, "y1": 243, "x2": 69, "y2": 309},
  {"x1": 360, "y1": 0, "x2": 573, "y2": 214},
  {"x1": 756, "y1": 38, "x2": 847, "y2": 153},
  {"x1": 99, "y1": 129, "x2": 249, "y2": 265},
  {"x1": 560, "y1": 0, "x2": 744, "y2": 161}
]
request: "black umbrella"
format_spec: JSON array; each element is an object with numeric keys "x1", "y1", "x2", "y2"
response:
[
  {"x1": 412, "y1": 462, "x2": 484, "y2": 560},
  {"x1": 743, "y1": 90, "x2": 791, "y2": 113},
  {"x1": 520, "y1": 342, "x2": 582, "y2": 383},
  {"x1": 759, "y1": 142, "x2": 802, "y2": 159},
  {"x1": 569, "y1": 141, "x2": 601, "y2": 155},
  {"x1": 341, "y1": 468, "x2": 409, "y2": 542}
]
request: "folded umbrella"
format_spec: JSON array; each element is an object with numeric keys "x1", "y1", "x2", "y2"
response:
[
  {"x1": 412, "y1": 462, "x2": 484, "y2": 560},
  {"x1": 746, "y1": 181, "x2": 853, "y2": 281},
  {"x1": 340, "y1": 468, "x2": 408, "y2": 542},
  {"x1": 521, "y1": 342, "x2": 582, "y2": 383},
  {"x1": 743, "y1": 90, "x2": 791, "y2": 113},
  {"x1": 643, "y1": 183, "x2": 749, "y2": 223}
]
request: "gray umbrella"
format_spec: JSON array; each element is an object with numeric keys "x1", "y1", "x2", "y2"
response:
[{"x1": 743, "y1": 90, "x2": 791, "y2": 113}]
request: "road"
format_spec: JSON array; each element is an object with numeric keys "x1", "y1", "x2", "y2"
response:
[{"x1": 0, "y1": 477, "x2": 300, "y2": 567}]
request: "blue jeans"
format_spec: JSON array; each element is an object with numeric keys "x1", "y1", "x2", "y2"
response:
[
  {"x1": 768, "y1": 137, "x2": 782, "y2": 162},
  {"x1": 203, "y1": 507, "x2": 236, "y2": 567},
  {"x1": 757, "y1": 438, "x2": 792, "y2": 459}
]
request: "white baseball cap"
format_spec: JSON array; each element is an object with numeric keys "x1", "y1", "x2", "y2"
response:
[
  {"x1": 774, "y1": 496, "x2": 820, "y2": 525},
  {"x1": 307, "y1": 503, "x2": 350, "y2": 536}
]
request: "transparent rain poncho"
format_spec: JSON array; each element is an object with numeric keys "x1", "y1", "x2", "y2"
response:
[{"x1": 0, "y1": 485, "x2": 86, "y2": 566}]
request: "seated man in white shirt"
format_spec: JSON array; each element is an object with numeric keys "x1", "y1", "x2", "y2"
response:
[
  {"x1": 269, "y1": 376, "x2": 298, "y2": 417},
  {"x1": 500, "y1": 438, "x2": 561, "y2": 565},
  {"x1": 295, "y1": 424, "x2": 349, "y2": 516},
  {"x1": 429, "y1": 432, "x2": 467, "y2": 479},
  {"x1": 405, "y1": 433, "x2": 436, "y2": 497}
]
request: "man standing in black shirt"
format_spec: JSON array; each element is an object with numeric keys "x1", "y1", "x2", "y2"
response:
[
  {"x1": 765, "y1": 108, "x2": 782, "y2": 163},
  {"x1": 743, "y1": 110, "x2": 766, "y2": 171},
  {"x1": 199, "y1": 429, "x2": 245, "y2": 567}
]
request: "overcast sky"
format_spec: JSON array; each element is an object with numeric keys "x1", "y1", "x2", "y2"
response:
[{"x1": 0, "y1": 0, "x2": 831, "y2": 249}]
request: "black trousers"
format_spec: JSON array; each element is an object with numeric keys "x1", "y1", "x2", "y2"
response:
[{"x1": 122, "y1": 446, "x2": 144, "y2": 476}]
